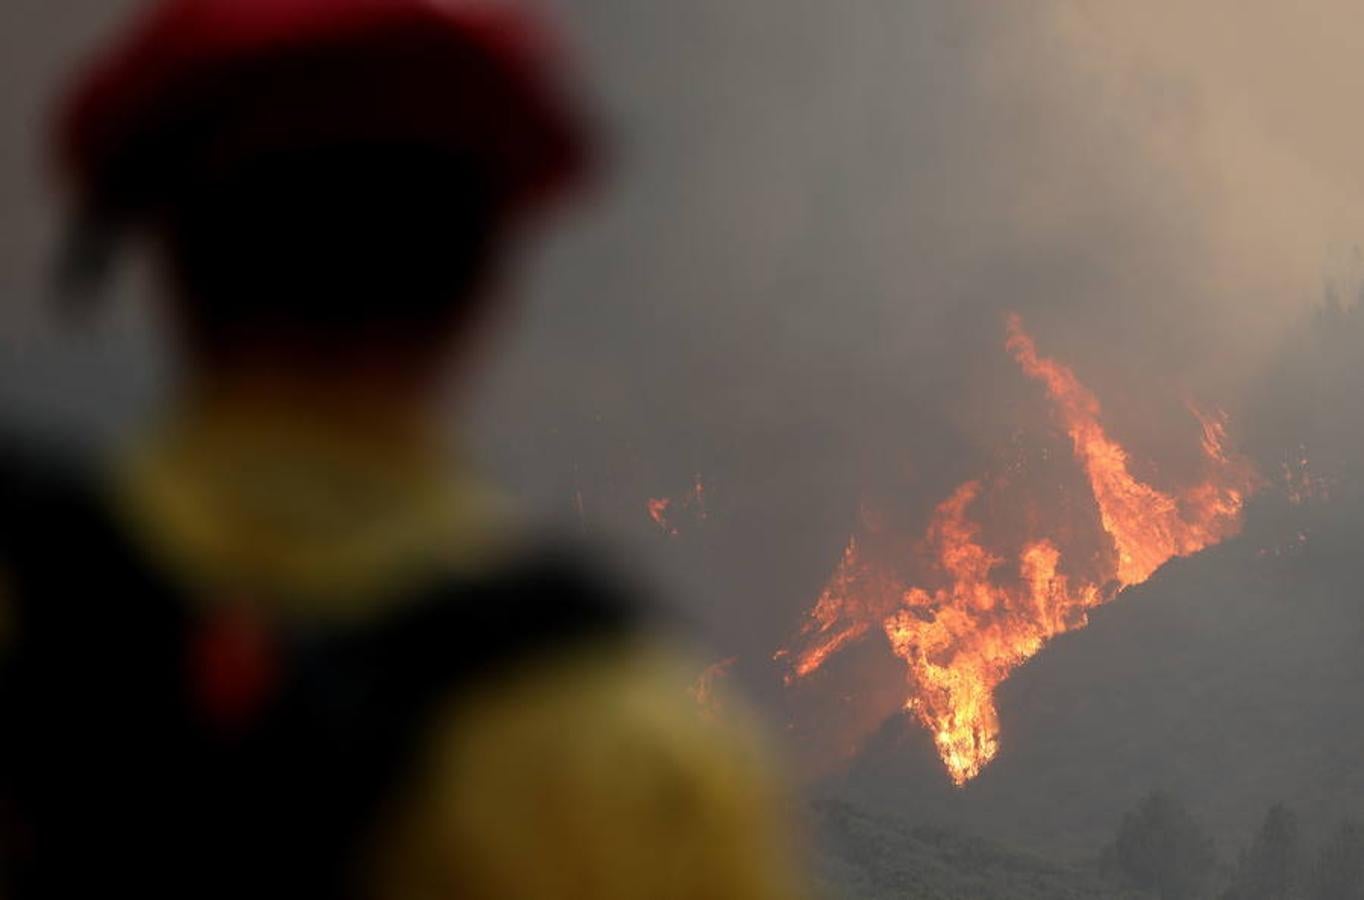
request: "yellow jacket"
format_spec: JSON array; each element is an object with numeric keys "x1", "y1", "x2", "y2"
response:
[{"x1": 0, "y1": 408, "x2": 802, "y2": 900}]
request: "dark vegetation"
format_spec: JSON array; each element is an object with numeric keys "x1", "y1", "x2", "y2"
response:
[
  {"x1": 809, "y1": 792, "x2": 1141, "y2": 899},
  {"x1": 814, "y1": 792, "x2": 1364, "y2": 899}
]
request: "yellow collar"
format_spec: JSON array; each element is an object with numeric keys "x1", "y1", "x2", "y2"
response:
[{"x1": 112, "y1": 407, "x2": 515, "y2": 623}]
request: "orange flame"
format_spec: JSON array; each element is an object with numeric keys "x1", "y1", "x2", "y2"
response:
[
  {"x1": 648, "y1": 497, "x2": 675, "y2": 534},
  {"x1": 782, "y1": 315, "x2": 1257, "y2": 785},
  {"x1": 1005, "y1": 314, "x2": 1250, "y2": 587},
  {"x1": 648, "y1": 474, "x2": 708, "y2": 536}
]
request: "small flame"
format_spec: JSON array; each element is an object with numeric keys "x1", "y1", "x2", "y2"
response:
[
  {"x1": 780, "y1": 315, "x2": 1258, "y2": 785},
  {"x1": 691, "y1": 657, "x2": 737, "y2": 721},
  {"x1": 648, "y1": 475, "x2": 708, "y2": 536},
  {"x1": 648, "y1": 497, "x2": 676, "y2": 535}
]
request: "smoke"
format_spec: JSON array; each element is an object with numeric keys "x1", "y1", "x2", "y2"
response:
[
  {"x1": 6, "y1": 0, "x2": 1360, "y2": 673},
  {"x1": 465, "y1": 0, "x2": 1364, "y2": 650},
  {"x1": 5, "y1": 0, "x2": 1364, "y2": 852},
  {"x1": 467, "y1": 1, "x2": 1364, "y2": 850}
]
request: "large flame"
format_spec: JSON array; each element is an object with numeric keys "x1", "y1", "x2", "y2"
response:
[
  {"x1": 1005, "y1": 315, "x2": 1249, "y2": 587},
  {"x1": 783, "y1": 315, "x2": 1257, "y2": 785}
]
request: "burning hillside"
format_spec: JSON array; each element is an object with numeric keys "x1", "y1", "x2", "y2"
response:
[{"x1": 781, "y1": 315, "x2": 1258, "y2": 785}]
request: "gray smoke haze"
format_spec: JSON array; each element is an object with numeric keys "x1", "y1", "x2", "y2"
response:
[
  {"x1": 471, "y1": 0, "x2": 1364, "y2": 653},
  {"x1": 6, "y1": 0, "x2": 1364, "y2": 869}
]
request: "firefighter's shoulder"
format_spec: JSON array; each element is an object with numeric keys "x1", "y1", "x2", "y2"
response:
[{"x1": 375, "y1": 640, "x2": 806, "y2": 900}]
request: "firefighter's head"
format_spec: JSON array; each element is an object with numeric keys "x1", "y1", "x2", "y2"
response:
[
  {"x1": 155, "y1": 141, "x2": 507, "y2": 382},
  {"x1": 54, "y1": 0, "x2": 596, "y2": 391}
]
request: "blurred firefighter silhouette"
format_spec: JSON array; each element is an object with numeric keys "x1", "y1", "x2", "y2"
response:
[{"x1": 0, "y1": 1, "x2": 801, "y2": 897}]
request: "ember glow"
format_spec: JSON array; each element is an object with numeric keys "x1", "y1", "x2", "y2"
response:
[
  {"x1": 1280, "y1": 447, "x2": 1332, "y2": 507},
  {"x1": 781, "y1": 315, "x2": 1258, "y2": 785},
  {"x1": 648, "y1": 474, "x2": 708, "y2": 536}
]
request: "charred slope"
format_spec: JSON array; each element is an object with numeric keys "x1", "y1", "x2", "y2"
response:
[
  {"x1": 808, "y1": 792, "x2": 1140, "y2": 899},
  {"x1": 831, "y1": 494, "x2": 1364, "y2": 859}
]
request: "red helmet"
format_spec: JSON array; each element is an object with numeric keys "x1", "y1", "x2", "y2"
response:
[{"x1": 55, "y1": 0, "x2": 596, "y2": 227}]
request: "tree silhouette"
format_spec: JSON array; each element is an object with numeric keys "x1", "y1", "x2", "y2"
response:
[
  {"x1": 1307, "y1": 821, "x2": 1364, "y2": 900},
  {"x1": 1111, "y1": 791, "x2": 1217, "y2": 900},
  {"x1": 1223, "y1": 803, "x2": 1303, "y2": 900}
]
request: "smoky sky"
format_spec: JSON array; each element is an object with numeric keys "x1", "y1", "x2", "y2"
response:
[
  {"x1": 5, "y1": 0, "x2": 1364, "y2": 853},
  {"x1": 467, "y1": 0, "x2": 1364, "y2": 651}
]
